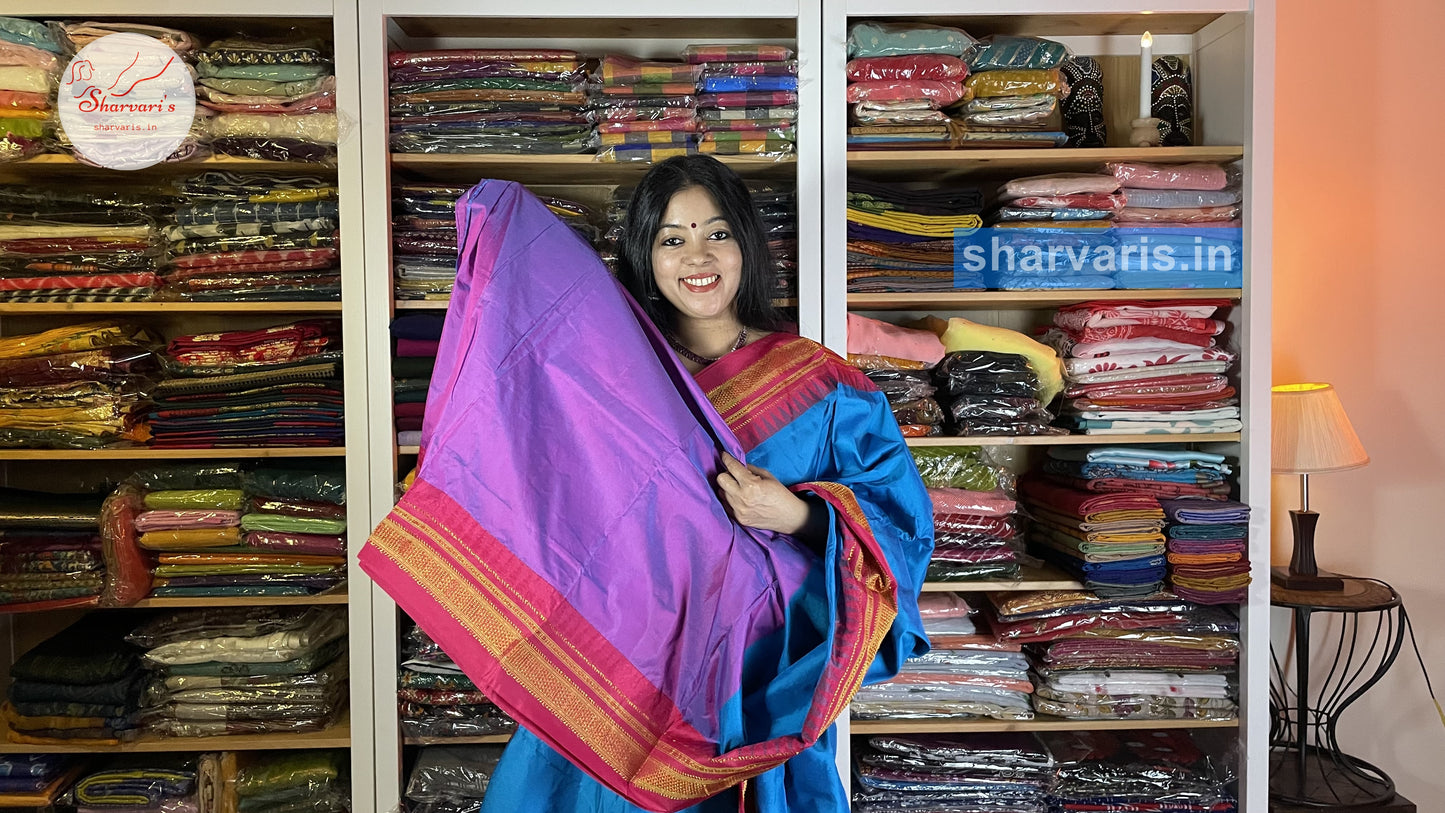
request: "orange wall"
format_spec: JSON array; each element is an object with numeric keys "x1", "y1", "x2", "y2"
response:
[{"x1": 1274, "y1": 0, "x2": 1445, "y2": 805}]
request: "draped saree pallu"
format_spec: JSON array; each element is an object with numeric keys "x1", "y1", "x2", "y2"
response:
[{"x1": 358, "y1": 180, "x2": 932, "y2": 812}]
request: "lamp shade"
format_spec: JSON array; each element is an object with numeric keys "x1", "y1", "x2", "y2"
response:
[{"x1": 1272, "y1": 383, "x2": 1370, "y2": 474}]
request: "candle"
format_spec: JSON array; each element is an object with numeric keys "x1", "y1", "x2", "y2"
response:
[{"x1": 1140, "y1": 31, "x2": 1154, "y2": 119}]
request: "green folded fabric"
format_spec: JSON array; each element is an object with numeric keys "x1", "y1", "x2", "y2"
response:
[
  {"x1": 247, "y1": 468, "x2": 346, "y2": 504},
  {"x1": 196, "y1": 63, "x2": 329, "y2": 81},
  {"x1": 153, "y1": 564, "x2": 342, "y2": 577},
  {"x1": 239, "y1": 514, "x2": 346, "y2": 534},
  {"x1": 144, "y1": 489, "x2": 246, "y2": 511},
  {"x1": 237, "y1": 750, "x2": 343, "y2": 799}
]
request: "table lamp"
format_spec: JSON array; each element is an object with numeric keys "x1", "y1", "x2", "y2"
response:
[{"x1": 1271, "y1": 383, "x2": 1369, "y2": 590}]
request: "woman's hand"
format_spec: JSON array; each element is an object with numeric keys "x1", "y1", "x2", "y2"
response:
[{"x1": 716, "y1": 452, "x2": 811, "y2": 535}]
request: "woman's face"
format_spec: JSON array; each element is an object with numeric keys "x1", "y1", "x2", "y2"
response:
[{"x1": 650, "y1": 186, "x2": 744, "y2": 324}]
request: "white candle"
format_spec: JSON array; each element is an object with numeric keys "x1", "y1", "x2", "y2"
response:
[{"x1": 1140, "y1": 31, "x2": 1154, "y2": 119}]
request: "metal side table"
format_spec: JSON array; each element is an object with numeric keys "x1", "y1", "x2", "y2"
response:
[{"x1": 1269, "y1": 577, "x2": 1404, "y2": 807}]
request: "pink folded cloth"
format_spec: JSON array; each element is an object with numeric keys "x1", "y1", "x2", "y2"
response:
[
  {"x1": 848, "y1": 314, "x2": 946, "y2": 365},
  {"x1": 928, "y1": 487, "x2": 1016, "y2": 517},
  {"x1": 1019, "y1": 478, "x2": 1163, "y2": 520},
  {"x1": 844, "y1": 79, "x2": 965, "y2": 105},
  {"x1": 1105, "y1": 162, "x2": 1229, "y2": 191},
  {"x1": 917, "y1": 592, "x2": 972, "y2": 619},
  {"x1": 999, "y1": 173, "x2": 1120, "y2": 200},
  {"x1": 134, "y1": 509, "x2": 242, "y2": 532}
]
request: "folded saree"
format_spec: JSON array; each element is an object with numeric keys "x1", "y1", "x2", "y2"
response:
[{"x1": 360, "y1": 181, "x2": 932, "y2": 812}]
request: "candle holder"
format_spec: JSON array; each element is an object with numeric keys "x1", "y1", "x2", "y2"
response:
[{"x1": 1129, "y1": 117, "x2": 1163, "y2": 147}]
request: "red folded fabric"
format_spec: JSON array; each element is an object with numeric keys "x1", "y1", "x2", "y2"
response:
[
  {"x1": 845, "y1": 55, "x2": 968, "y2": 82},
  {"x1": 1020, "y1": 478, "x2": 1162, "y2": 519},
  {"x1": 1046, "y1": 474, "x2": 1230, "y2": 501},
  {"x1": 934, "y1": 513, "x2": 1016, "y2": 539},
  {"x1": 1067, "y1": 375, "x2": 1232, "y2": 400},
  {"x1": 0, "y1": 272, "x2": 158, "y2": 291},
  {"x1": 1067, "y1": 323, "x2": 1222, "y2": 346},
  {"x1": 394, "y1": 402, "x2": 427, "y2": 419},
  {"x1": 928, "y1": 488, "x2": 1016, "y2": 517},
  {"x1": 167, "y1": 320, "x2": 340, "y2": 364},
  {"x1": 169, "y1": 248, "x2": 339, "y2": 270},
  {"x1": 395, "y1": 338, "x2": 439, "y2": 357},
  {"x1": 1069, "y1": 391, "x2": 1237, "y2": 410},
  {"x1": 845, "y1": 80, "x2": 964, "y2": 105}
]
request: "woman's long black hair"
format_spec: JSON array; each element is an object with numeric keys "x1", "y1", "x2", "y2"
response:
[{"x1": 616, "y1": 155, "x2": 779, "y2": 333}]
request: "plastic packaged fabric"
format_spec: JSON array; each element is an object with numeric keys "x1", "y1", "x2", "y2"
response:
[
  {"x1": 845, "y1": 55, "x2": 967, "y2": 82},
  {"x1": 864, "y1": 369, "x2": 935, "y2": 401},
  {"x1": 210, "y1": 137, "x2": 336, "y2": 163},
  {"x1": 406, "y1": 746, "x2": 504, "y2": 802},
  {"x1": 851, "y1": 683, "x2": 1033, "y2": 721},
  {"x1": 967, "y1": 36, "x2": 1070, "y2": 71},
  {"x1": 400, "y1": 708, "x2": 516, "y2": 739},
  {"x1": 931, "y1": 351, "x2": 1038, "y2": 399},
  {"x1": 246, "y1": 468, "x2": 346, "y2": 504},
  {"x1": 965, "y1": 69, "x2": 1062, "y2": 99},
  {"x1": 998, "y1": 173, "x2": 1120, "y2": 200},
  {"x1": 1114, "y1": 205, "x2": 1241, "y2": 224},
  {"x1": 930, "y1": 487, "x2": 1016, "y2": 517},
  {"x1": 889, "y1": 398, "x2": 944, "y2": 428},
  {"x1": 595, "y1": 143, "x2": 696, "y2": 162},
  {"x1": 847, "y1": 22, "x2": 976, "y2": 59},
  {"x1": 681, "y1": 44, "x2": 794, "y2": 64},
  {"x1": 147, "y1": 715, "x2": 339, "y2": 737},
  {"x1": 1043, "y1": 729, "x2": 1237, "y2": 807},
  {"x1": 945, "y1": 395, "x2": 1052, "y2": 425},
  {"x1": 916, "y1": 592, "x2": 973, "y2": 620},
  {"x1": 845, "y1": 80, "x2": 965, "y2": 105},
  {"x1": 925, "y1": 561, "x2": 1021, "y2": 582},
  {"x1": 1106, "y1": 161, "x2": 1230, "y2": 191},
  {"x1": 0, "y1": 17, "x2": 61, "y2": 52},
  {"x1": 959, "y1": 100, "x2": 1057, "y2": 128},
  {"x1": 127, "y1": 605, "x2": 343, "y2": 649},
  {"x1": 700, "y1": 61, "x2": 797, "y2": 78},
  {"x1": 933, "y1": 512, "x2": 1018, "y2": 539},
  {"x1": 142, "y1": 490, "x2": 246, "y2": 512},
  {"x1": 910, "y1": 446, "x2": 1009, "y2": 492},
  {"x1": 598, "y1": 55, "x2": 700, "y2": 85}
]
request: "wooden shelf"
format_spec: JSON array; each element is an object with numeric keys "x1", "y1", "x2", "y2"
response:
[
  {"x1": 391, "y1": 153, "x2": 796, "y2": 183},
  {"x1": 1, "y1": 154, "x2": 335, "y2": 177},
  {"x1": 0, "y1": 715, "x2": 351, "y2": 754},
  {"x1": 849, "y1": 716, "x2": 1239, "y2": 735},
  {"x1": 848, "y1": 289, "x2": 1242, "y2": 311},
  {"x1": 0, "y1": 302, "x2": 343, "y2": 315},
  {"x1": 906, "y1": 433, "x2": 1240, "y2": 447},
  {"x1": 0, "y1": 447, "x2": 346, "y2": 461},
  {"x1": 131, "y1": 587, "x2": 349, "y2": 608},
  {"x1": 921, "y1": 563, "x2": 1082, "y2": 592},
  {"x1": 847, "y1": 146, "x2": 1244, "y2": 179},
  {"x1": 403, "y1": 733, "x2": 513, "y2": 746}
]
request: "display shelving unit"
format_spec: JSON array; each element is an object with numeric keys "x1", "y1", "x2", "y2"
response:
[{"x1": 0, "y1": 3, "x2": 376, "y2": 810}]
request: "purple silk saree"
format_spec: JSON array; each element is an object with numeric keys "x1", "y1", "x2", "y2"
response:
[{"x1": 360, "y1": 180, "x2": 929, "y2": 812}]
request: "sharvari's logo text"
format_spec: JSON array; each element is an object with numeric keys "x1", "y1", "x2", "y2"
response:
[{"x1": 57, "y1": 33, "x2": 195, "y2": 170}]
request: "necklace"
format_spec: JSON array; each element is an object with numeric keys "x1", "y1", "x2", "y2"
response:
[{"x1": 666, "y1": 326, "x2": 747, "y2": 365}]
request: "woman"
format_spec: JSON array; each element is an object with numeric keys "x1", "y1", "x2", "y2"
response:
[{"x1": 362, "y1": 157, "x2": 932, "y2": 813}]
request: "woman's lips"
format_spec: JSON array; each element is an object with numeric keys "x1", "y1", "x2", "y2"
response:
[{"x1": 681, "y1": 274, "x2": 720, "y2": 293}]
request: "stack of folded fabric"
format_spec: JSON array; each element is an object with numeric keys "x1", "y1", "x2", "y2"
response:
[
  {"x1": 0, "y1": 202, "x2": 165, "y2": 303},
  {"x1": 0, "y1": 488, "x2": 105, "y2": 611},
  {"x1": 58, "y1": 20, "x2": 199, "y2": 55},
  {"x1": 594, "y1": 53, "x2": 701, "y2": 163},
  {"x1": 1020, "y1": 477, "x2": 1167, "y2": 597},
  {"x1": 67, "y1": 763, "x2": 197, "y2": 812},
  {"x1": 148, "y1": 320, "x2": 344, "y2": 448},
  {"x1": 390, "y1": 49, "x2": 591, "y2": 155},
  {"x1": 0, "y1": 754, "x2": 79, "y2": 805},
  {"x1": 1110, "y1": 161, "x2": 1243, "y2": 288},
  {"x1": 952, "y1": 36, "x2": 1070, "y2": 148},
  {"x1": 988, "y1": 590, "x2": 1240, "y2": 722},
  {"x1": 1041, "y1": 446, "x2": 1234, "y2": 502},
  {"x1": 928, "y1": 486, "x2": 1023, "y2": 581},
  {"x1": 847, "y1": 178, "x2": 985, "y2": 291},
  {"x1": 914, "y1": 316, "x2": 1067, "y2": 412},
  {"x1": 233, "y1": 750, "x2": 348, "y2": 813},
  {"x1": 393, "y1": 183, "x2": 462, "y2": 301},
  {"x1": 162, "y1": 173, "x2": 341, "y2": 301},
  {"x1": 847, "y1": 314, "x2": 946, "y2": 437},
  {"x1": 980, "y1": 173, "x2": 1121, "y2": 290},
  {"x1": 853, "y1": 595, "x2": 1034, "y2": 722},
  {"x1": 196, "y1": 37, "x2": 338, "y2": 163},
  {"x1": 1044, "y1": 729, "x2": 1238, "y2": 812},
  {"x1": 1041, "y1": 302, "x2": 1241, "y2": 434},
  {"x1": 1164, "y1": 498, "x2": 1251, "y2": 603},
  {"x1": 933, "y1": 350, "x2": 1059, "y2": 436},
  {"x1": 852, "y1": 733, "x2": 1054, "y2": 813},
  {"x1": 688, "y1": 44, "x2": 796, "y2": 158},
  {"x1": 4, "y1": 614, "x2": 146, "y2": 745},
  {"x1": 845, "y1": 22, "x2": 973, "y2": 149},
  {"x1": 130, "y1": 607, "x2": 348, "y2": 737},
  {"x1": 391, "y1": 315, "x2": 442, "y2": 444},
  {"x1": 910, "y1": 445, "x2": 1009, "y2": 493},
  {"x1": 748, "y1": 181, "x2": 799, "y2": 299},
  {"x1": 393, "y1": 315, "x2": 442, "y2": 447},
  {"x1": 0, "y1": 322, "x2": 158, "y2": 448},
  {"x1": 1046, "y1": 299, "x2": 1240, "y2": 434},
  {"x1": 400, "y1": 624, "x2": 515, "y2": 739},
  {"x1": 0, "y1": 16, "x2": 59, "y2": 162},
  {"x1": 405, "y1": 746, "x2": 505, "y2": 813}
]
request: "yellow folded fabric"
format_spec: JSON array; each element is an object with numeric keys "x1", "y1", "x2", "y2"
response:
[
  {"x1": 0, "y1": 322, "x2": 153, "y2": 360},
  {"x1": 910, "y1": 316, "x2": 1064, "y2": 405},
  {"x1": 3, "y1": 702, "x2": 107, "y2": 732},
  {"x1": 846, "y1": 208, "x2": 983, "y2": 237},
  {"x1": 138, "y1": 527, "x2": 244, "y2": 550},
  {"x1": 965, "y1": 69, "x2": 1062, "y2": 98}
]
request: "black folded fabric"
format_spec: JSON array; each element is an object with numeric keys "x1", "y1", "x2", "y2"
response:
[
  {"x1": 9, "y1": 615, "x2": 140, "y2": 686},
  {"x1": 847, "y1": 177, "x2": 984, "y2": 215}
]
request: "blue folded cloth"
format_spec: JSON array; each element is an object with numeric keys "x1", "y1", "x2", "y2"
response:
[
  {"x1": 702, "y1": 76, "x2": 798, "y2": 92},
  {"x1": 1162, "y1": 498, "x2": 1251, "y2": 524},
  {"x1": 1113, "y1": 270, "x2": 1243, "y2": 288}
]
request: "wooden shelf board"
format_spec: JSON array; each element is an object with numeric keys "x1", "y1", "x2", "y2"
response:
[
  {"x1": 921, "y1": 564, "x2": 1082, "y2": 592},
  {"x1": 403, "y1": 733, "x2": 513, "y2": 746},
  {"x1": 391, "y1": 153, "x2": 796, "y2": 183},
  {"x1": 847, "y1": 146, "x2": 1244, "y2": 179},
  {"x1": 839, "y1": 11, "x2": 1237, "y2": 38},
  {"x1": 848, "y1": 289, "x2": 1241, "y2": 311},
  {"x1": 390, "y1": 15, "x2": 795, "y2": 41},
  {"x1": 2, "y1": 154, "x2": 335, "y2": 177},
  {"x1": 849, "y1": 716, "x2": 1239, "y2": 735},
  {"x1": 0, "y1": 302, "x2": 343, "y2": 315},
  {"x1": 0, "y1": 716, "x2": 351, "y2": 754},
  {"x1": 0, "y1": 448, "x2": 346, "y2": 461},
  {"x1": 906, "y1": 433, "x2": 1240, "y2": 448},
  {"x1": 131, "y1": 588, "x2": 349, "y2": 608}
]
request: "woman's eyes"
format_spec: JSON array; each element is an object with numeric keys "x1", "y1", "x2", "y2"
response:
[
  {"x1": 709, "y1": 230, "x2": 732, "y2": 241},
  {"x1": 657, "y1": 229, "x2": 731, "y2": 247},
  {"x1": 659, "y1": 236, "x2": 684, "y2": 247}
]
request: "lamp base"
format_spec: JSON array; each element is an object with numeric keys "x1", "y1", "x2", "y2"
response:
[{"x1": 1271, "y1": 565, "x2": 1344, "y2": 592}]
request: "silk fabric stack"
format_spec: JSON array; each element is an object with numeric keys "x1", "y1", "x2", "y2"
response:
[
  {"x1": 406, "y1": 746, "x2": 505, "y2": 813},
  {"x1": 845, "y1": 22, "x2": 973, "y2": 149},
  {"x1": 1163, "y1": 498, "x2": 1252, "y2": 603},
  {"x1": 847, "y1": 177, "x2": 985, "y2": 291},
  {"x1": 0, "y1": 322, "x2": 157, "y2": 449},
  {"x1": 0, "y1": 754, "x2": 77, "y2": 805},
  {"x1": 852, "y1": 733, "x2": 1054, "y2": 813},
  {"x1": 1043, "y1": 300, "x2": 1242, "y2": 434},
  {"x1": 233, "y1": 751, "x2": 349, "y2": 813},
  {"x1": 1041, "y1": 446, "x2": 1234, "y2": 502},
  {"x1": 927, "y1": 487, "x2": 1024, "y2": 582},
  {"x1": 163, "y1": 173, "x2": 341, "y2": 301},
  {"x1": 1043, "y1": 729, "x2": 1238, "y2": 812},
  {"x1": 129, "y1": 607, "x2": 348, "y2": 737},
  {"x1": 389, "y1": 49, "x2": 592, "y2": 156},
  {"x1": 954, "y1": 36, "x2": 1070, "y2": 147},
  {"x1": 749, "y1": 181, "x2": 799, "y2": 299},
  {"x1": 932, "y1": 350, "x2": 1061, "y2": 436},
  {"x1": 982, "y1": 173, "x2": 1122, "y2": 290},
  {"x1": 3, "y1": 614, "x2": 147, "y2": 745},
  {"x1": 147, "y1": 320, "x2": 344, "y2": 448},
  {"x1": 400, "y1": 625, "x2": 515, "y2": 740},
  {"x1": 1111, "y1": 162, "x2": 1244, "y2": 288},
  {"x1": 196, "y1": 38, "x2": 338, "y2": 163},
  {"x1": 67, "y1": 764, "x2": 198, "y2": 813},
  {"x1": 1019, "y1": 477, "x2": 1167, "y2": 598},
  {"x1": 393, "y1": 184, "x2": 462, "y2": 301},
  {"x1": 594, "y1": 53, "x2": 700, "y2": 162},
  {"x1": 391, "y1": 314, "x2": 443, "y2": 448},
  {"x1": 0, "y1": 17, "x2": 59, "y2": 162},
  {"x1": 0, "y1": 187, "x2": 165, "y2": 301},
  {"x1": 689, "y1": 44, "x2": 797, "y2": 158},
  {"x1": 0, "y1": 488, "x2": 105, "y2": 611}
]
